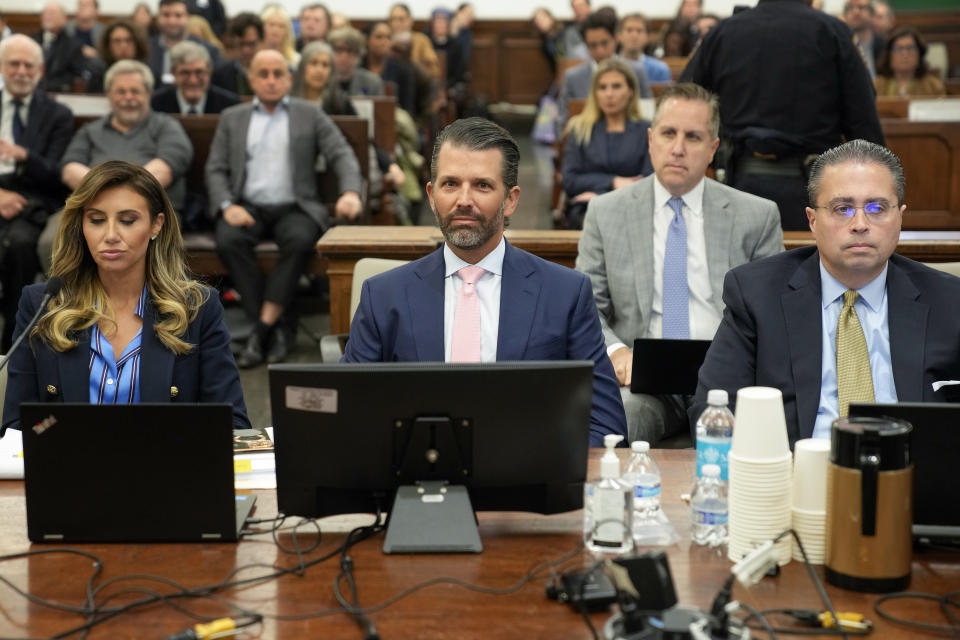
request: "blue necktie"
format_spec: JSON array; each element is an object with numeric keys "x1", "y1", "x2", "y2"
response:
[
  {"x1": 11, "y1": 99, "x2": 24, "y2": 145},
  {"x1": 662, "y1": 196, "x2": 689, "y2": 339}
]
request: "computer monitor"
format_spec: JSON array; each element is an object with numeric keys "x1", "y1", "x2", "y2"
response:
[{"x1": 268, "y1": 361, "x2": 594, "y2": 553}]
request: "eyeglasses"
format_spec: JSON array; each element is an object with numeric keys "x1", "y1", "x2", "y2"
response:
[
  {"x1": 814, "y1": 201, "x2": 895, "y2": 221},
  {"x1": 892, "y1": 44, "x2": 918, "y2": 54},
  {"x1": 176, "y1": 68, "x2": 209, "y2": 78}
]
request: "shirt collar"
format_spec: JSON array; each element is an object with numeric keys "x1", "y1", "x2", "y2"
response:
[
  {"x1": 653, "y1": 175, "x2": 705, "y2": 217},
  {"x1": 252, "y1": 95, "x2": 290, "y2": 113},
  {"x1": 176, "y1": 89, "x2": 206, "y2": 114},
  {"x1": 819, "y1": 261, "x2": 888, "y2": 312},
  {"x1": 443, "y1": 236, "x2": 506, "y2": 278},
  {"x1": 3, "y1": 89, "x2": 32, "y2": 109}
]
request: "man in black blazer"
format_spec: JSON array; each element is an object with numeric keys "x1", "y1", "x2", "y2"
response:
[
  {"x1": 33, "y1": 2, "x2": 87, "y2": 92},
  {"x1": 0, "y1": 35, "x2": 73, "y2": 352},
  {"x1": 150, "y1": 41, "x2": 239, "y2": 115},
  {"x1": 149, "y1": 0, "x2": 219, "y2": 88},
  {"x1": 691, "y1": 140, "x2": 960, "y2": 447}
]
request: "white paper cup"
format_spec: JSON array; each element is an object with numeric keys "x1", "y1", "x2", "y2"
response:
[
  {"x1": 791, "y1": 438, "x2": 831, "y2": 512},
  {"x1": 731, "y1": 387, "x2": 791, "y2": 461}
]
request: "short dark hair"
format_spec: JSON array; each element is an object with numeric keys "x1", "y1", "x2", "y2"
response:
[
  {"x1": 806, "y1": 139, "x2": 905, "y2": 207},
  {"x1": 390, "y1": 3, "x2": 412, "y2": 16},
  {"x1": 580, "y1": 11, "x2": 617, "y2": 39},
  {"x1": 876, "y1": 26, "x2": 929, "y2": 79},
  {"x1": 158, "y1": 0, "x2": 187, "y2": 9},
  {"x1": 619, "y1": 12, "x2": 649, "y2": 31},
  {"x1": 227, "y1": 12, "x2": 264, "y2": 41},
  {"x1": 431, "y1": 117, "x2": 520, "y2": 192}
]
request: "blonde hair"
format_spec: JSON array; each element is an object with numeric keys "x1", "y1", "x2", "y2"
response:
[
  {"x1": 187, "y1": 15, "x2": 225, "y2": 54},
  {"x1": 565, "y1": 58, "x2": 644, "y2": 146},
  {"x1": 260, "y1": 4, "x2": 298, "y2": 64},
  {"x1": 36, "y1": 161, "x2": 207, "y2": 355}
]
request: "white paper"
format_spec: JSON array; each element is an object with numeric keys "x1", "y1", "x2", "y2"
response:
[
  {"x1": 932, "y1": 380, "x2": 960, "y2": 392},
  {"x1": 0, "y1": 430, "x2": 24, "y2": 480}
]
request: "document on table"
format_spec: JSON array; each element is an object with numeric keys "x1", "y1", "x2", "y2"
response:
[
  {"x1": 234, "y1": 426, "x2": 276, "y2": 489},
  {"x1": 0, "y1": 429, "x2": 24, "y2": 479}
]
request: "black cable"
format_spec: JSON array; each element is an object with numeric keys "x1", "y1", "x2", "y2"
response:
[
  {"x1": 776, "y1": 529, "x2": 849, "y2": 640},
  {"x1": 737, "y1": 602, "x2": 779, "y2": 639},
  {"x1": 873, "y1": 591, "x2": 960, "y2": 635},
  {"x1": 332, "y1": 513, "x2": 385, "y2": 640}
]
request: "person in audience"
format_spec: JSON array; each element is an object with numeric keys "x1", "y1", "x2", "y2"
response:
[
  {"x1": 149, "y1": 0, "x2": 219, "y2": 87},
  {"x1": 131, "y1": 2, "x2": 157, "y2": 37},
  {"x1": 87, "y1": 20, "x2": 149, "y2": 93},
  {"x1": 532, "y1": 8, "x2": 564, "y2": 74},
  {"x1": 1, "y1": 160, "x2": 250, "y2": 433},
  {"x1": 560, "y1": 0, "x2": 590, "y2": 60},
  {"x1": 451, "y1": 3, "x2": 474, "y2": 71},
  {"x1": 426, "y1": 8, "x2": 467, "y2": 90},
  {"x1": 65, "y1": 0, "x2": 103, "y2": 61},
  {"x1": 676, "y1": 0, "x2": 702, "y2": 23},
  {"x1": 296, "y1": 4, "x2": 331, "y2": 52},
  {"x1": 211, "y1": 12, "x2": 261, "y2": 96},
  {"x1": 0, "y1": 12, "x2": 12, "y2": 42},
  {"x1": 557, "y1": 11, "x2": 652, "y2": 130},
  {"x1": 617, "y1": 13, "x2": 671, "y2": 83},
  {"x1": 843, "y1": 0, "x2": 882, "y2": 79},
  {"x1": 388, "y1": 3, "x2": 440, "y2": 78},
  {"x1": 260, "y1": 5, "x2": 298, "y2": 67},
  {"x1": 34, "y1": 2, "x2": 88, "y2": 93},
  {"x1": 151, "y1": 41, "x2": 239, "y2": 115},
  {"x1": 329, "y1": 26, "x2": 384, "y2": 97},
  {"x1": 691, "y1": 140, "x2": 960, "y2": 447},
  {"x1": 576, "y1": 83, "x2": 781, "y2": 444},
  {"x1": 693, "y1": 14, "x2": 719, "y2": 47},
  {"x1": 0, "y1": 35, "x2": 73, "y2": 353},
  {"x1": 207, "y1": 50, "x2": 362, "y2": 368},
  {"x1": 185, "y1": 0, "x2": 226, "y2": 38},
  {"x1": 562, "y1": 58, "x2": 653, "y2": 229},
  {"x1": 873, "y1": 27, "x2": 946, "y2": 98},
  {"x1": 342, "y1": 116, "x2": 627, "y2": 447},
  {"x1": 659, "y1": 19, "x2": 694, "y2": 58},
  {"x1": 363, "y1": 21, "x2": 417, "y2": 115},
  {"x1": 872, "y1": 0, "x2": 895, "y2": 40},
  {"x1": 37, "y1": 59, "x2": 193, "y2": 272},
  {"x1": 680, "y1": 0, "x2": 884, "y2": 231},
  {"x1": 187, "y1": 15, "x2": 225, "y2": 56}
]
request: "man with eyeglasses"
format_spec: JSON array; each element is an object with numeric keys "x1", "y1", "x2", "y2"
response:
[
  {"x1": 151, "y1": 41, "x2": 239, "y2": 115},
  {"x1": 690, "y1": 140, "x2": 960, "y2": 447}
]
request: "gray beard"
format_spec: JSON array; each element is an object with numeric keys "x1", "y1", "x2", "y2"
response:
[{"x1": 433, "y1": 199, "x2": 505, "y2": 250}]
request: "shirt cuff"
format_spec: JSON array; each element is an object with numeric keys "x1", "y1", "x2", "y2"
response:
[
  {"x1": 606, "y1": 342, "x2": 628, "y2": 357},
  {"x1": 219, "y1": 200, "x2": 233, "y2": 213}
]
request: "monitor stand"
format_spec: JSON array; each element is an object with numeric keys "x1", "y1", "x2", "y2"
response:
[{"x1": 382, "y1": 480, "x2": 483, "y2": 553}]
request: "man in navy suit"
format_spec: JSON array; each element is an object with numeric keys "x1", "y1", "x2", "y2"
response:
[
  {"x1": 150, "y1": 41, "x2": 239, "y2": 115},
  {"x1": 149, "y1": 0, "x2": 219, "y2": 88},
  {"x1": 0, "y1": 35, "x2": 72, "y2": 352},
  {"x1": 342, "y1": 117, "x2": 627, "y2": 446},
  {"x1": 691, "y1": 140, "x2": 960, "y2": 446}
]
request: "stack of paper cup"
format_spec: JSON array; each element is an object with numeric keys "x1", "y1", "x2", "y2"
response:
[
  {"x1": 791, "y1": 438, "x2": 831, "y2": 564},
  {"x1": 728, "y1": 387, "x2": 793, "y2": 565}
]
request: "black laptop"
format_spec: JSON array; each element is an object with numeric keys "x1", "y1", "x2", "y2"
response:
[
  {"x1": 20, "y1": 403, "x2": 255, "y2": 543},
  {"x1": 849, "y1": 402, "x2": 960, "y2": 541},
  {"x1": 630, "y1": 338, "x2": 712, "y2": 395}
]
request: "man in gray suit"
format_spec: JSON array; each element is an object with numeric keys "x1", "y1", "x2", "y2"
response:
[
  {"x1": 207, "y1": 49, "x2": 362, "y2": 368},
  {"x1": 558, "y1": 11, "x2": 652, "y2": 130},
  {"x1": 576, "y1": 83, "x2": 783, "y2": 444}
]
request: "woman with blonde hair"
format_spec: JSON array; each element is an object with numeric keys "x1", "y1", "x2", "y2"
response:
[
  {"x1": 1, "y1": 161, "x2": 250, "y2": 432},
  {"x1": 260, "y1": 4, "x2": 298, "y2": 65},
  {"x1": 561, "y1": 58, "x2": 652, "y2": 228},
  {"x1": 188, "y1": 14, "x2": 226, "y2": 55}
]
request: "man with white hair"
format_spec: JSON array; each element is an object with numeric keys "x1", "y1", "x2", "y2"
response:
[
  {"x1": 35, "y1": 59, "x2": 192, "y2": 272},
  {"x1": 0, "y1": 34, "x2": 72, "y2": 352},
  {"x1": 33, "y1": 1, "x2": 87, "y2": 92},
  {"x1": 151, "y1": 40, "x2": 240, "y2": 115}
]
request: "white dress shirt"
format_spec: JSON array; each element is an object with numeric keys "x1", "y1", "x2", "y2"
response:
[
  {"x1": 176, "y1": 89, "x2": 206, "y2": 115},
  {"x1": 243, "y1": 97, "x2": 296, "y2": 206},
  {"x1": 442, "y1": 238, "x2": 505, "y2": 362},
  {"x1": 0, "y1": 90, "x2": 29, "y2": 176}
]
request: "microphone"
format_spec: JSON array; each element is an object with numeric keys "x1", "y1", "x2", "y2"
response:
[{"x1": 0, "y1": 277, "x2": 63, "y2": 375}]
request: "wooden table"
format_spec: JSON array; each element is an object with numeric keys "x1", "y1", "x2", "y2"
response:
[
  {"x1": 0, "y1": 450, "x2": 955, "y2": 639},
  {"x1": 318, "y1": 226, "x2": 960, "y2": 333}
]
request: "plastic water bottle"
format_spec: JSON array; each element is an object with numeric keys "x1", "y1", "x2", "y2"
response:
[
  {"x1": 623, "y1": 441, "x2": 662, "y2": 524},
  {"x1": 696, "y1": 389, "x2": 734, "y2": 482},
  {"x1": 583, "y1": 435, "x2": 632, "y2": 554},
  {"x1": 690, "y1": 464, "x2": 728, "y2": 547}
]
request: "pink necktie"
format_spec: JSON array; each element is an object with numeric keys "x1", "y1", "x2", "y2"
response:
[{"x1": 450, "y1": 265, "x2": 485, "y2": 362}]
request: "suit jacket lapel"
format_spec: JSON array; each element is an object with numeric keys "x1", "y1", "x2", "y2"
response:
[
  {"x1": 886, "y1": 261, "x2": 926, "y2": 401},
  {"x1": 702, "y1": 180, "x2": 731, "y2": 307},
  {"x1": 630, "y1": 179, "x2": 655, "y2": 334},
  {"x1": 233, "y1": 105, "x2": 254, "y2": 193},
  {"x1": 781, "y1": 252, "x2": 823, "y2": 438},
  {"x1": 138, "y1": 296, "x2": 175, "y2": 402},
  {"x1": 60, "y1": 331, "x2": 91, "y2": 402},
  {"x1": 409, "y1": 249, "x2": 446, "y2": 361},
  {"x1": 497, "y1": 242, "x2": 539, "y2": 360}
]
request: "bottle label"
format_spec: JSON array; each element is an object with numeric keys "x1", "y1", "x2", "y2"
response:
[
  {"x1": 634, "y1": 482, "x2": 661, "y2": 499},
  {"x1": 696, "y1": 437, "x2": 731, "y2": 482},
  {"x1": 692, "y1": 508, "x2": 728, "y2": 526},
  {"x1": 592, "y1": 488, "x2": 627, "y2": 545}
]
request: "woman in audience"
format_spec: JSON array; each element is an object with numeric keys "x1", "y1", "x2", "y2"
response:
[
  {"x1": 562, "y1": 59, "x2": 652, "y2": 229},
  {"x1": 532, "y1": 8, "x2": 563, "y2": 74},
  {"x1": 130, "y1": 3, "x2": 156, "y2": 37},
  {"x1": 260, "y1": 5, "x2": 299, "y2": 66},
  {"x1": 87, "y1": 20, "x2": 149, "y2": 92},
  {"x1": 188, "y1": 15, "x2": 225, "y2": 56},
  {"x1": 363, "y1": 20, "x2": 418, "y2": 116},
  {"x1": 0, "y1": 161, "x2": 250, "y2": 432},
  {"x1": 874, "y1": 27, "x2": 946, "y2": 98}
]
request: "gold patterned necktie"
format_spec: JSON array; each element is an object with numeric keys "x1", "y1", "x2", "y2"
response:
[{"x1": 836, "y1": 290, "x2": 875, "y2": 417}]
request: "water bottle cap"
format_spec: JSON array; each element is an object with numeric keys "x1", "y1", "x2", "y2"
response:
[
  {"x1": 631, "y1": 440, "x2": 650, "y2": 453},
  {"x1": 707, "y1": 389, "x2": 728, "y2": 406},
  {"x1": 702, "y1": 464, "x2": 721, "y2": 477}
]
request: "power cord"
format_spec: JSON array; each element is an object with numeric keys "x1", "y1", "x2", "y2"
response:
[{"x1": 872, "y1": 590, "x2": 960, "y2": 635}]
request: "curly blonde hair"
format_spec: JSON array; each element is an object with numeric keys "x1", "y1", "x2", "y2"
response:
[{"x1": 36, "y1": 161, "x2": 207, "y2": 355}]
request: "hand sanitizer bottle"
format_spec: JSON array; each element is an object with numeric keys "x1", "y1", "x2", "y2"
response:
[{"x1": 583, "y1": 434, "x2": 632, "y2": 554}]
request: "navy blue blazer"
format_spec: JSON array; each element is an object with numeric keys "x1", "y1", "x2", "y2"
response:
[
  {"x1": 2, "y1": 284, "x2": 250, "y2": 433},
  {"x1": 562, "y1": 118, "x2": 653, "y2": 198},
  {"x1": 341, "y1": 241, "x2": 628, "y2": 446},
  {"x1": 150, "y1": 84, "x2": 241, "y2": 115},
  {"x1": 690, "y1": 247, "x2": 960, "y2": 446}
]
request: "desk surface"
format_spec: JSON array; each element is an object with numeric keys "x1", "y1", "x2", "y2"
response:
[{"x1": 0, "y1": 450, "x2": 955, "y2": 639}]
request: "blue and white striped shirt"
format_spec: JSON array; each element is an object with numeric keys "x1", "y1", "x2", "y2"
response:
[{"x1": 88, "y1": 287, "x2": 147, "y2": 405}]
